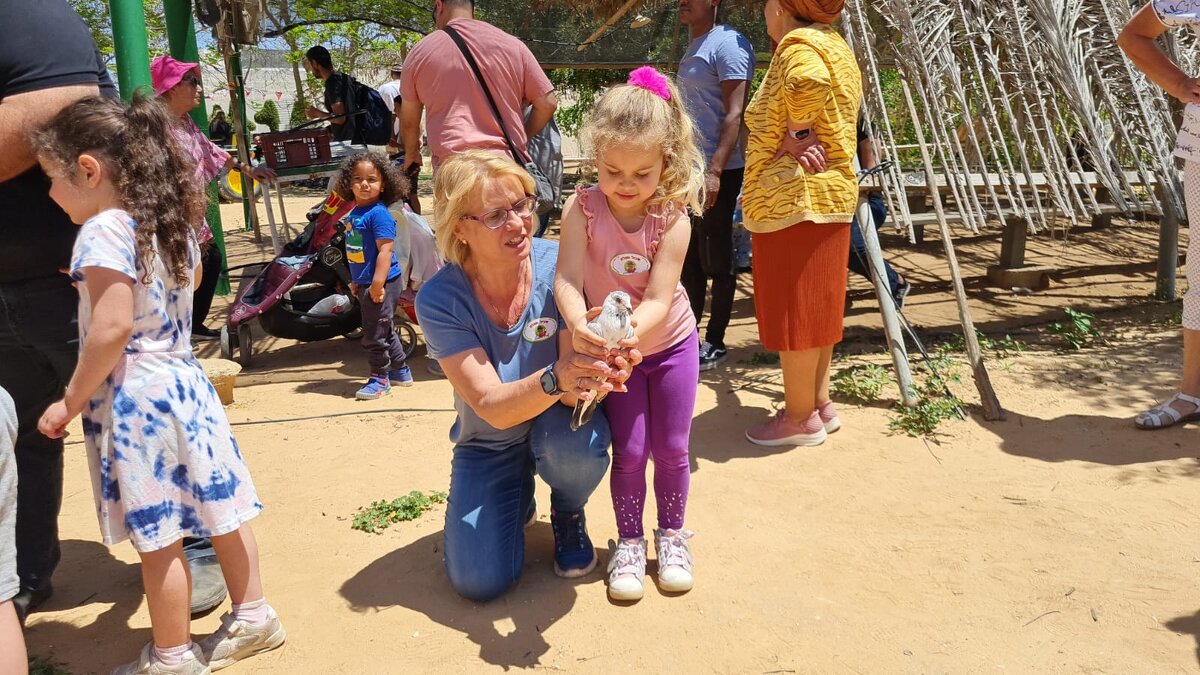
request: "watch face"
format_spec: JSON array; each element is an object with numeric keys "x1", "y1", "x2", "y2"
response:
[{"x1": 541, "y1": 367, "x2": 556, "y2": 394}]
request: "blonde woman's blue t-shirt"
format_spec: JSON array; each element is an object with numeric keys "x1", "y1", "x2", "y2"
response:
[
  {"x1": 415, "y1": 237, "x2": 563, "y2": 449},
  {"x1": 345, "y1": 202, "x2": 402, "y2": 285}
]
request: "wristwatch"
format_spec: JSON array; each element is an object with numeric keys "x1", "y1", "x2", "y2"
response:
[{"x1": 540, "y1": 363, "x2": 564, "y2": 396}]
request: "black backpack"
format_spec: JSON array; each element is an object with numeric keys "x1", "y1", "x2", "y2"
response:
[{"x1": 346, "y1": 76, "x2": 392, "y2": 146}]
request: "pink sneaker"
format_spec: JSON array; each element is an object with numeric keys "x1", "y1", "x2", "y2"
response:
[
  {"x1": 817, "y1": 400, "x2": 841, "y2": 433},
  {"x1": 745, "y1": 410, "x2": 827, "y2": 447}
]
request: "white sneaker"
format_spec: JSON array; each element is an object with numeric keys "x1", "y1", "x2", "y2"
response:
[
  {"x1": 199, "y1": 608, "x2": 286, "y2": 671},
  {"x1": 607, "y1": 537, "x2": 647, "y2": 601},
  {"x1": 655, "y1": 528, "x2": 694, "y2": 593},
  {"x1": 111, "y1": 643, "x2": 209, "y2": 675}
]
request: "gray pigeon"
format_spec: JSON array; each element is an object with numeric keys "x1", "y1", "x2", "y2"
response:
[{"x1": 571, "y1": 290, "x2": 635, "y2": 431}]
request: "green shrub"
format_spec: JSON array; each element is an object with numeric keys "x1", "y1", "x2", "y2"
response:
[{"x1": 254, "y1": 99, "x2": 280, "y2": 133}]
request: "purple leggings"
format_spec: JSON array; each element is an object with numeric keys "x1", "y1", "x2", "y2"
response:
[{"x1": 605, "y1": 333, "x2": 699, "y2": 539}]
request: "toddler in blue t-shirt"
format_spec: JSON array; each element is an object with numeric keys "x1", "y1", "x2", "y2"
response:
[{"x1": 334, "y1": 152, "x2": 413, "y2": 399}]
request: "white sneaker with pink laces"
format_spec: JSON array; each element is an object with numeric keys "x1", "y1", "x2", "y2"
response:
[
  {"x1": 607, "y1": 537, "x2": 647, "y2": 601},
  {"x1": 654, "y1": 528, "x2": 694, "y2": 593}
]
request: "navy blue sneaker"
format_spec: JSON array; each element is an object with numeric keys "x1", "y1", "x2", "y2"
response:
[
  {"x1": 388, "y1": 364, "x2": 414, "y2": 387},
  {"x1": 550, "y1": 509, "x2": 597, "y2": 578},
  {"x1": 893, "y1": 278, "x2": 912, "y2": 310}
]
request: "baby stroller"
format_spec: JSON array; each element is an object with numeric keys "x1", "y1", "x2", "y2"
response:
[{"x1": 218, "y1": 192, "x2": 425, "y2": 366}]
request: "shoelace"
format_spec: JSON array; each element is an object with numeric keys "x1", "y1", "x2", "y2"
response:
[
  {"x1": 552, "y1": 514, "x2": 584, "y2": 553},
  {"x1": 657, "y1": 531, "x2": 694, "y2": 568},
  {"x1": 608, "y1": 540, "x2": 645, "y2": 576}
]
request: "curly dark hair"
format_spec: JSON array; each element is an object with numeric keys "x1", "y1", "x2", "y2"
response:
[
  {"x1": 32, "y1": 94, "x2": 207, "y2": 286},
  {"x1": 332, "y1": 151, "x2": 409, "y2": 207}
]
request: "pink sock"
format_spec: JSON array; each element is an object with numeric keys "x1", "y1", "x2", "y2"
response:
[
  {"x1": 817, "y1": 400, "x2": 837, "y2": 423},
  {"x1": 231, "y1": 597, "x2": 273, "y2": 627},
  {"x1": 797, "y1": 410, "x2": 824, "y2": 434},
  {"x1": 153, "y1": 643, "x2": 194, "y2": 666}
]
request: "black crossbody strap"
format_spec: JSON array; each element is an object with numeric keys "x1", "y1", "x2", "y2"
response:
[{"x1": 443, "y1": 24, "x2": 526, "y2": 163}]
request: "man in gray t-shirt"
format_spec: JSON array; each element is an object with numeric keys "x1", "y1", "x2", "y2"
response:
[{"x1": 677, "y1": 0, "x2": 755, "y2": 372}]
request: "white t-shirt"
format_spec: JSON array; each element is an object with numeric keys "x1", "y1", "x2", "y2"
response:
[
  {"x1": 378, "y1": 78, "x2": 403, "y2": 137},
  {"x1": 1153, "y1": 0, "x2": 1200, "y2": 161}
]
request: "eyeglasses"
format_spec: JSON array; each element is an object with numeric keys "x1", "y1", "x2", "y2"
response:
[
  {"x1": 180, "y1": 74, "x2": 202, "y2": 88},
  {"x1": 462, "y1": 195, "x2": 537, "y2": 230}
]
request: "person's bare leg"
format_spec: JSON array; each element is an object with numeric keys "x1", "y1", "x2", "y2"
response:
[
  {"x1": 814, "y1": 345, "x2": 835, "y2": 405},
  {"x1": 1174, "y1": 328, "x2": 1200, "y2": 415},
  {"x1": 139, "y1": 541, "x2": 191, "y2": 648},
  {"x1": 0, "y1": 600, "x2": 27, "y2": 675},
  {"x1": 780, "y1": 348, "x2": 820, "y2": 420},
  {"x1": 210, "y1": 525, "x2": 263, "y2": 605}
]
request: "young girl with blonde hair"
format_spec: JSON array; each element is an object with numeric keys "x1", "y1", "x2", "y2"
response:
[{"x1": 555, "y1": 67, "x2": 705, "y2": 601}]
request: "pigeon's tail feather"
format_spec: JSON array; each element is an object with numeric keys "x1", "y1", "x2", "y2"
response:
[{"x1": 571, "y1": 399, "x2": 594, "y2": 432}]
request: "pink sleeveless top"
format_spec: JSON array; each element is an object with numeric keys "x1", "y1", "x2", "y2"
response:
[{"x1": 577, "y1": 186, "x2": 697, "y2": 357}]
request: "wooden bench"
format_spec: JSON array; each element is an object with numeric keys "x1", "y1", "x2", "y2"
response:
[{"x1": 862, "y1": 169, "x2": 1168, "y2": 290}]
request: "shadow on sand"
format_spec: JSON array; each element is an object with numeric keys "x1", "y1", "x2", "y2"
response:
[{"x1": 339, "y1": 525, "x2": 603, "y2": 670}]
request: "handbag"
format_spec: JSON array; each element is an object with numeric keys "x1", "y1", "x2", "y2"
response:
[{"x1": 443, "y1": 25, "x2": 555, "y2": 215}]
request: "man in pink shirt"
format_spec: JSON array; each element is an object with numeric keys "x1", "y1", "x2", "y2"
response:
[{"x1": 399, "y1": 0, "x2": 557, "y2": 173}]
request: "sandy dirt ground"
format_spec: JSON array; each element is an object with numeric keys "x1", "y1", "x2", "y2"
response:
[{"x1": 21, "y1": 189, "x2": 1200, "y2": 673}]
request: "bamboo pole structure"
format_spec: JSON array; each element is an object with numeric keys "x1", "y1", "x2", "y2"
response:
[
  {"x1": 901, "y1": 79, "x2": 1005, "y2": 421},
  {"x1": 856, "y1": 195, "x2": 918, "y2": 408},
  {"x1": 577, "y1": 0, "x2": 643, "y2": 52}
]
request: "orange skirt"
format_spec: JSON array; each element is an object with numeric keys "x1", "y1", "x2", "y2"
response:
[{"x1": 751, "y1": 222, "x2": 851, "y2": 351}]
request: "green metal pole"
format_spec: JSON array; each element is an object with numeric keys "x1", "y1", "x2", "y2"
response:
[
  {"x1": 164, "y1": 0, "x2": 231, "y2": 295},
  {"x1": 229, "y1": 45, "x2": 258, "y2": 240},
  {"x1": 109, "y1": 0, "x2": 153, "y2": 100}
]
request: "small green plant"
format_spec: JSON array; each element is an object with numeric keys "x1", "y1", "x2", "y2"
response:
[
  {"x1": 942, "y1": 331, "x2": 1025, "y2": 359},
  {"x1": 254, "y1": 99, "x2": 281, "y2": 133},
  {"x1": 888, "y1": 392, "x2": 962, "y2": 438},
  {"x1": 29, "y1": 656, "x2": 71, "y2": 675},
  {"x1": 352, "y1": 491, "x2": 447, "y2": 534},
  {"x1": 1048, "y1": 307, "x2": 1102, "y2": 350},
  {"x1": 738, "y1": 351, "x2": 780, "y2": 366},
  {"x1": 830, "y1": 364, "x2": 893, "y2": 403},
  {"x1": 887, "y1": 348, "x2": 963, "y2": 438}
]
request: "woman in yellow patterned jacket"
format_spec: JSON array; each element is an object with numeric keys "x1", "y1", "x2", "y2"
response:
[{"x1": 743, "y1": 0, "x2": 861, "y2": 447}]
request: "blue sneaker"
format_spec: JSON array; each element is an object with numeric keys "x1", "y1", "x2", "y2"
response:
[
  {"x1": 388, "y1": 364, "x2": 413, "y2": 387},
  {"x1": 550, "y1": 509, "x2": 597, "y2": 578},
  {"x1": 355, "y1": 374, "x2": 391, "y2": 400}
]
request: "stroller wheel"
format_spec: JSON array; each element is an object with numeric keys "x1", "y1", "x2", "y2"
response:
[
  {"x1": 234, "y1": 322, "x2": 254, "y2": 367},
  {"x1": 397, "y1": 320, "x2": 418, "y2": 361},
  {"x1": 219, "y1": 325, "x2": 236, "y2": 360}
]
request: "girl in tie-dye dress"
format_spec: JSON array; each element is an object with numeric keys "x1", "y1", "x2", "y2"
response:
[{"x1": 33, "y1": 96, "x2": 284, "y2": 674}]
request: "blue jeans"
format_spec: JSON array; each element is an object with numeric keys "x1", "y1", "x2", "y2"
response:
[
  {"x1": 849, "y1": 192, "x2": 901, "y2": 299},
  {"x1": 443, "y1": 403, "x2": 611, "y2": 602}
]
